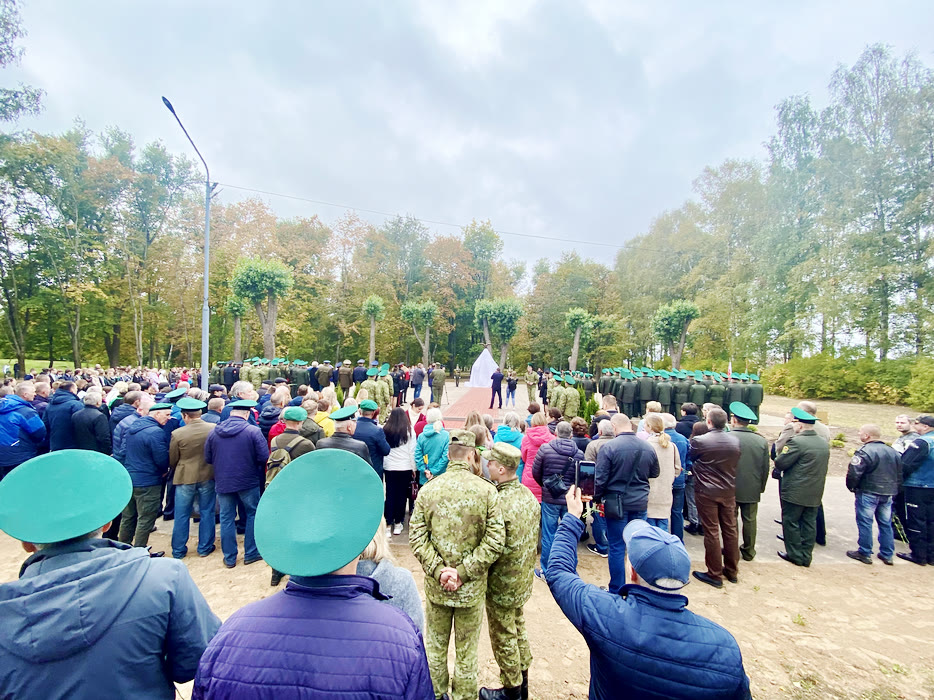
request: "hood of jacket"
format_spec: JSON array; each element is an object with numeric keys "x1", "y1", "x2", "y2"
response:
[
  {"x1": 126, "y1": 415, "x2": 160, "y2": 436},
  {"x1": 0, "y1": 395, "x2": 33, "y2": 416},
  {"x1": 495, "y1": 425, "x2": 521, "y2": 442},
  {"x1": 259, "y1": 403, "x2": 282, "y2": 420},
  {"x1": 525, "y1": 424, "x2": 554, "y2": 447},
  {"x1": 549, "y1": 437, "x2": 581, "y2": 457},
  {"x1": 214, "y1": 416, "x2": 251, "y2": 438},
  {"x1": 109, "y1": 402, "x2": 136, "y2": 422},
  {"x1": 0, "y1": 540, "x2": 151, "y2": 663},
  {"x1": 49, "y1": 389, "x2": 81, "y2": 407},
  {"x1": 421, "y1": 422, "x2": 446, "y2": 439}
]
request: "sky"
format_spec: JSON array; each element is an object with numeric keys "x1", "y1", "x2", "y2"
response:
[{"x1": 6, "y1": 1, "x2": 934, "y2": 266}]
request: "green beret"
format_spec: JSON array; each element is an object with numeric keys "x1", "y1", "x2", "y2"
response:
[
  {"x1": 366, "y1": 368, "x2": 378, "y2": 376},
  {"x1": 380, "y1": 363, "x2": 390, "y2": 372},
  {"x1": 489, "y1": 443, "x2": 521, "y2": 469},
  {"x1": 791, "y1": 406, "x2": 817, "y2": 423},
  {"x1": 749, "y1": 374, "x2": 759, "y2": 381},
  {"x1": 331, "y1": 405, "x2": 358, "y2": 421},
  {"x1": 255, "y1": 451, "x2": 383, "y2": 576},
  {"x1": 378, "y1": 368, "x2": 389, "y2": 377},
  {"x1": 565, "y1": 376, "x2": 576, "y2": 386},
  {"x1": 0, "y1": 451, "x2": 132, "y2": 544},
  {"x1": 282, "y1": 406, "x2": 307, "y2": 421},
  {"x1": 176, "y1": 397, "x2": 206, "y2": 411},
  {"x1": 549, "y1": 367, "x2": 558, "y2": 375},
  {"x1": 730, "y1": 402, "x2": 757, "y2": 421},
  {"x1": 448, "y1": 429, "x2": 476, "y2": 448},
  {"x1": 228, "y1": 399, "x2": 257, "y2": 409},
  {"x1": 165, "y1": 387, "x2": 186, "y2": 400},
  {"x1": 359, "y1": 399, "x2": 379, "y2": 411},
  {"x1": 149, "y1": 403, "x2": 173, "y2": 411}
]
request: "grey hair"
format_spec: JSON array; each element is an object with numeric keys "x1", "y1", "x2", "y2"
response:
[
  {"x1": 229, "y1": 380, "x2": 253, "y2": 399},
  {"x1": 599, "y1": 419, "x2": 615, "y2": 437},
  {"x1": 83, "y1": 392, "x2": 102, "y2": 406},
  {"x1": 555, "y1": 421, "x2": 573, "y2": 438},
  {"x1": 502, "y1": 412, "x2": 521, "y2": 430}
]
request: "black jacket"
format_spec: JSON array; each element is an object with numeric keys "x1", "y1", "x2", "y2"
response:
[
  {"x1": 594, "y1": 433, "x2": 660, "y2": 511},
  {"x1": 676, "y1": 414, "x2": 699, "y2": 440},
  {"x1": 846, "y1": 440, "x2": 901, "y2": 496},
  {"x1": 72, "y1": 406, "x2": 112, "y2": 454},
  {"x1": 316, "y1": 432, "x2": 373, "y2": 469},
  {"x1": 532, "y1": 437, "x2": 585, "y2": 506}
]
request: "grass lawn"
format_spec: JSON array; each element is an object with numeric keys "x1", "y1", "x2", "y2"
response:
[{"x1": 761, "y1": 394, "x2": 917, "y2": 438}]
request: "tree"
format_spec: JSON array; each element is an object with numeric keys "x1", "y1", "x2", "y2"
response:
[
  {"x1": 225, "y1": 296, "x2": 249, "y2": 363},
  {"x1": 0, "y1": 0, "x2": 42, "y2": 123},
  {"x1": 401, "y1": 299, "x2": 438, "y2": 367},
  {"x1": 565, "y1": 307, "x2": 593, "y2": 371},
  {"x1": 475, "y1": 298, "x2": 523, "y2": 368},
  {"x1": 652, "y1": 300, "x2": 700, "y2": 369},
  {"x1": 231, "y1": 259, "x2": 292, "y2": 359},
  {"x1": 362, "y1": 295, "x2": 386, "y2": 364}
]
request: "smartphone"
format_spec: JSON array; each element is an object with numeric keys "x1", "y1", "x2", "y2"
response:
[{"x1": 576, "y1": 460, "x2": 596, "y2": 500}]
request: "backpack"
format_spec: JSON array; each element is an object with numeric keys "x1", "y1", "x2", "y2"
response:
[{"x1": 265, "y1": 435, "x2": 305, "y2": 487}]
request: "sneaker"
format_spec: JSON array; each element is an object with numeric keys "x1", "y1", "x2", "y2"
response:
[
  {"x1": 586, "y1": 543, "x2": 608, "y2": 558},
  {"x1": 846, "y1": 550, "x2": 872, "y2": 565},
  {"x1": 876, "y1": 553, "x2": 893, "y2": 566},
  {"x1": 533, "y1": 568, "x2": 544, "y2": 580},
  {"x1": 393, "y1": 523, "x2": 404, "y2": 536},
  {"x1": 386, "y1": 527, "x2": 392, "y2": 538}
]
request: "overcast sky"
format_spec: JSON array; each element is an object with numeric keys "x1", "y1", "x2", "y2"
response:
[{"x1": 7, "y1": 1, "x2": 934, "y2": 265}]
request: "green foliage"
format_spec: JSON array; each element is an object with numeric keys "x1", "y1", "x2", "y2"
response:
[
  {"x1": 401, "y1": 300, "x2": 438, "y2": 327},
  {"x1": 830, "y1": 440, "x2": 845, "y2": 448},
  {"x1": 651, "y1": 300, "x2": 699, "y2": 347},
  {"x1": 224, "y1": 296, "x2": 250, "y2": 318},
  {"x1": 906, "y1": 359, "x2": 934, "y2": 411},
  {"x1": 335, "y1": 384, "x2": 344, "y2": 406},
  {"x1": 0, "y1": 0, "x2": 42, "y2": 122},
  {"x1": 231, "y1": 259, "x2": 293, "y2": 304},
  {"x1": 565, "y1": 307, "x2": 592, "y2": 333},
  {"x1": 582, "y1": 396, "x2": 598, "y2": 423},
  {"x1": 362, "y1": 294, "x2": 386, "y2": 321}
]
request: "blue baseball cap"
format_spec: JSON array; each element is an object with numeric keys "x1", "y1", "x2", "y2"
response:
[{"x1": 623, "y1": 520, "x2": 691, "y2": 590}]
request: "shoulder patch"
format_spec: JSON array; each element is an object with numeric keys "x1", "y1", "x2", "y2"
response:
[
  {"x1": 849, "y1": 454, "x2": 862, "y2": 467},
  {"x1": 781, "y1": 445, "x2": 790, "y2": 455}
]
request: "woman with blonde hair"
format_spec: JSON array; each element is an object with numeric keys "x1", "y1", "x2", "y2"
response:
[
  {"x1": 637, "y1": 400, "x2": 663, "y2": 436},
  {"x1": 464, "y1": 410, "x2": 493, "y2": 448},
  {"x1": 321, "y1": 386, "x2": 340, "y2": 413},
  {"x1": 105, "y1": 381, "x2": 129, "y2": 408},
  {"x1": 356, "y1": 518, "x2": 424, "y2": 630},
  {"x1": 644, "y1": 413, "x2": 681, "y2": 532},
  {"x1": 520, "y1": 411, "x2": 554, "y2": 502}
]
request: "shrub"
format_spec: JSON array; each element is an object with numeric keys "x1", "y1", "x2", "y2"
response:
[{"x1": 907, "y1": 359, "x2": 934, "y2": 412}]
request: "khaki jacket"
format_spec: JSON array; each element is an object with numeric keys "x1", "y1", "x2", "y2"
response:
[{"x1": 170, "y1": 418, "x2": 215, "y2": 484}]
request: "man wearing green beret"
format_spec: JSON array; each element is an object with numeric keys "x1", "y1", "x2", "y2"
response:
[
  {"x1": 170, "y1": 398, "x2": 217, "y2": 560},
  {"x1": 480, "y1": 443, "x2": 539, "y2": 700},
  {"x1": 774, "y1": 407, "x2": 830, "y2": 567},
  {"x1": 194, "y1": 451, "x2": 433, "y2": 698},
  {"x1": 730, "y1": 402, "x2": 770, "y2": 561},
  {"x1": 316, "y1": 405, "x2": 373, "y2": 466},
  {"x1": 410, "y1": 429, "x2": 506, "y2": 700},
  {"x1": 0, "y1": 451, "x2": 220, "y2": 698},
  {"x1": 562, "y1": 376, "x2": 581, "y2": 421}
]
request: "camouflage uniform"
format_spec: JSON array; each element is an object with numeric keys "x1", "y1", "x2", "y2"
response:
[
  {"x1": 546, "y1": 376, "x2": 557, "y2": 405},
  {"x1": 358, "y1": 377, "x2": 378, "y2": 403},
  {"x1": 486, "y1": 478, "x2": 539, "y2": 689},
  {"x1": 552, "y1": 384, "x2": 566, "y2": 417},
  {"x1": 430, "y1": 367, "x2": 446, "y2": 404},
  {"x1": 409, "y1": 460, "x2": 506, "y2": 700},
  {"x1": 524, "y1": 370, "x2": 538, "y2": 396},
  {"x1": 375, "y1": 375, "x2": 392, "y2": 423},
  {"x1": 563, "y1": 384, "x2": 580, "y2": 420}
]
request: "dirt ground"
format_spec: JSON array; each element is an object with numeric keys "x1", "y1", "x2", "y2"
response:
[{"x1": 1, "y1": 391, "x2": 932, "y2": 699}]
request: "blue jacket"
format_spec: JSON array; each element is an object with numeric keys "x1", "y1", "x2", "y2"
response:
[
  {"x1": 219, "y1": 402, "x2": 258, "y2": 426},
  {"x1": 354, "y1": 417, "x2": 392, "y2": 478},
  {"x1": 414, "y1": 423, "x2": 449, "y2": 485},
  {"x1": 43, "y1": 389, "x2": 84, "y2": 451},
  {"x1": 203, "y1": 417, "x2": 269, "y2": 494},
  {"x1": 108, "y1": 401, "x2": 137, "y2": 435},
  {"x1": 124, "y1": 416, "x2": 171, "y2": 487},
  {"x1": 546, "y1": 516, "x2": 751, "y2": 700},
  {"x1": 113, "y1": 413, "x2": 140, "y2": 463},
  {"x1": 0, "y1": 395, "x2": 47, "y2": 468},
  {"x1": 0, "y1": 538, "x2": 220, "y2": 700},
  {"x1": 902, "y1": 433, "x2": 934, "y2": 489},
  {"x1": 193, "y1": 575, "x2": 433, "y2": 700},
  {"x1": 201, "y1": 410, "x2": 222, "y2": 424},
  {"x1": 666, "y1": 428, "x2": 689, "y2": 488}
]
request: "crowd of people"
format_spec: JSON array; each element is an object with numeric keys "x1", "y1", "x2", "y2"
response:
[{"x1": 1, "y1": 358, "x2": 932, "y2": 699}]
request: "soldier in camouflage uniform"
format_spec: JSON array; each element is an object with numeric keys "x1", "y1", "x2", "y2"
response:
[
  {"x1": 409, "y1": 430, "x2": 506, "y2": 700},
  {"x1": 524, "y1": 366, "x2": 538, "y2": 400},
  {"x1": 562, "y1": 376, "x2": 581, "y2": 420},
  {"x1": 480, "y1": 444, "x2": 539, "y2": 700},
  {"x1": 358, "y1": 368, "x2": 379, "y2": 403},
  {"x1": 546, "y1": 370, "x2": 557, "y2": 406},
  {"x1": 430, "y1": 364, "x2": 447, "y2": 404},
  {"x1": 376, "y1": 369, "x2": 393, "y2": 423},
  {"x1": 551, "y1": 374, "x2": 566, "y2": 417}
]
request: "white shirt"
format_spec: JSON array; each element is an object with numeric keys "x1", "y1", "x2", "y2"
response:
[{"x1": 384, "y1": 437, "x2": 417, "y2": 472}]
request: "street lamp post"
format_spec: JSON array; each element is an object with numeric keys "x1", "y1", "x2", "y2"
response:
[{"x1": 162, "y1": 96, "x2": 213, "y2": 391}]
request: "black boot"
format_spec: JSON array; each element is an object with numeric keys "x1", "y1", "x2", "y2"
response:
[
  {"x1": 270, "y1": 569, "x2": 285, "y2": 587},
  {"x1": 479, "y1": 686, "x2": 521, "y2": 700},
  {"x1": 521, "y1": 670, "x2": 529, "y2": 700}
]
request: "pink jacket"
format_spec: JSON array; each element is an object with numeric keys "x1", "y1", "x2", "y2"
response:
[{"x1": 520, "y1": 425, "x2": 555, "y2": 502}]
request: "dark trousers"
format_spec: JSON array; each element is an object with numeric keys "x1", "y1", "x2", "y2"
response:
[
  {"x1": 118, "y1": 484, "x2": 163, "y2": 548},
  {"x1": 893, "y1": 489, "x2": 908, "y2": 541},
  {"x1": 490, "y1": 386, "x2": 502, "y2": 409},
  {"x1": 905, "y1": 486, "x2": 934, "y2": 564},
  {"x1": 695, "y1": 491, "x2": 739, "y2": 581},
  {"x1": 670, "y1": 486, "x2": 685, "y2": 542},
  {"x1": 736, "y1": 501, "x2": 759, "y2": 560},
  {"x1": 162, "y1": 473, "x2": 175, "y2": 519},
  {"x1": 781, "y1": 499, "x2": 818, "y2": 566},
  {"x1": 816, "y1": 503, "x2": 826, "y2": 545},
  {"x1": 385, "y1": 470, "x2": 413, "y2": 526}
]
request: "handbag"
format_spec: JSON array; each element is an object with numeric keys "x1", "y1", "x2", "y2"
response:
[
  {"x1": 543, "y1": 454, "x2": 577, "y2": 500},
  {"x1": 601, "y1": 460, "x2": 638, "y2": 520}
]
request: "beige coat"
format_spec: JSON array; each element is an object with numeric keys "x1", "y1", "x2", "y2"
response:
[{"x1": 646, "y1": 433, "x2": 682, "y2": 519}]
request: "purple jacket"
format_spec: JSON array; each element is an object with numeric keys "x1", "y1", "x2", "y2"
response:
[
  {"x1": 203, "y1": 417, "x2": 269, "y2": 494},
  {"x1": 193, "y1": 575, "x2": 434, "y2": 700}
]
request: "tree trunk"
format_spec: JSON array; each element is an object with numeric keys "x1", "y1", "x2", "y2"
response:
[
  {"x1": 670, "y1": 322, "x2": 689, "y2": 370},
  {"x1": 258, "y1": 293, "x2": 278, "y2": 359},
  {"x1": 481, "y1": 318, "x2": 492, "y2": 350},
  {"x1": 569, "y1": 326, "x2": 582, "y2": 371},
  {"x1": 68, "y1": 307, "x2": 81, "y2": 368},
  {"x1": 878, "y1": 275, "x2": 889, "y2": 361},
  {"x1": 499, "y1": 342, "x2": 508, "y2": 370},
  {"x1": 232, "y1": 315, "x2": 242, "y2": 363},
  {"x1": 423, "y1": 325, "x2": 431, "y2": 367},
  {"x1": 369, "y1": 316, "x2": 376, "y2": 364},
  {"x1": 104, "y1": 323, "x2": 121, "y2": 368}
]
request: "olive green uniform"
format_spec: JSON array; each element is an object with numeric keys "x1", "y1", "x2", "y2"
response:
[
  {"x1": 430, "y1": 368, "x2": 446, "y2": 403},
  {"x1": 409, "y1": 460, "x2": 506, "y2": 700},
  {"x1": 552, "y1": 384, "x2": 567, "y2": 417},
  {"x1": 732, "y1": 426, "x2": 770, "y2": 560},
  {"x1": 486, "y1": 479, "x2": 539, "y2": 688},
  {"x1": 745, "y1": 382, "x2": 764, "y2": 421},
  {"x1": 562, "y1": 385, "x2": 580, "y2": 420},
  {"x1": 338, "y1": 365, "x2": 354, "y2": 392},
  {"x1": 316, "y1": 364, "x2": 332, "y2": 389},
  {"x1": 358, "y1": 378, "x2": 378, "y2": 403},
  {"x1": 376, "y1": 375, "x2": 392, "y2": 422},
  {"x1": 774, "y1": 430, "x2": 830, "y2": 566},
  {"x1": 525, "y1": 370, "x2": 538, "y2": 396}
]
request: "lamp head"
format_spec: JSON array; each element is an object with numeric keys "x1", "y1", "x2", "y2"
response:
[{"x1": 161, "y1": 96, "x2": 176, "y2": 114}]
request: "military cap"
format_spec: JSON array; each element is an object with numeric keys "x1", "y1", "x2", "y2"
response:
[
  {"x1": 0, "y1": 451, "x2": 132, "y2": 544},
  {"x1": 165, "y1": 387, "x2": 186, "y2": 400},
  {"x1": 791, "y1": 407, "x2": 817, "y2": 423},
  {"x1": 489, "y1": 443, "x2": 521, "y2": 469},
  {"x1": 176, "y1": 397, "x2": 206, "y2": 411},
  {"x1": 448, "y1": 429, "x2": 476, "y2": 448},
  {"x1": 209, "y1": 384, "x2": 225, "y2": 393},
  {"x1": 359, "y1": 399, "x2": 379, "y2": 411},
  {"x1": 282, "y1": 406, "x2": 308, "y2": 421},
  {"x1": 915, "y1": 416, "x2": 934, "y2": 428},
  {"x1": 730, "y1": 402, "x2": 756, "y2": 421},
  {"x1": 255, "y1": 451, "x2": 383, "y2": 577},
  {"x1": 271, "y1": 359, "x2": 280, "y2": 366},
  {"x1": 378, "y1": 368, "x2": 389, "y2": 377},
  {"x1": 149, "y1": 402, "x2": 173, "y2": 411},
  {"x1": 366, "y1": 367, "x2": 378, "y2": 376},
  {"x1": 370, "y1": 360, "x2": 379, "y2": 366},
  {"x1": 380, "y1": 363, "x2": 390, "y2": 372},
  {"x1": 323, "y1": 359, "x2": 332, "y2": 365},
  {"x1": 749, "y1": 374, "x2": 759, "y2": 381},
  {"x1": 549, "y1": 367, "x2": 558, "y2": 374},
  {"x1": 228, "y1": 399, "x2": 258, "y2": 409},
  {"x1": 331, "y1": 405, "x2": 358, "y2": 421},
  {"x1": 357, "y1": 359, "x2": 365, "y2": 365},
  {"x1": 343, "y1": 359, "x2": 351, "y2": 365},
  {"x1": 274, "y1": 377, "x2": 288, "y2": 384},
  {"x1": 565, "y1": 376, "x2": 577, "y2": 385}
]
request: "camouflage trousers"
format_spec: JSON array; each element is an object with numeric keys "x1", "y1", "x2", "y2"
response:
[
  {"x1": 425, "y1": 600, "x2": 483, "y2": 700},
  {"x1": 486, "y1": 600, "x2": 532, "y2": 688}
]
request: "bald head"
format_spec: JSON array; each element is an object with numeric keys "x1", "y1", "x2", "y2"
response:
[
  {"x1": 858, "y1": 424, "x2": 882, "y2": 442},
  {"x1": 610, "y1": 413, "x2": 632, "y2": 434}
]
